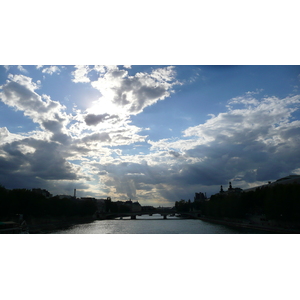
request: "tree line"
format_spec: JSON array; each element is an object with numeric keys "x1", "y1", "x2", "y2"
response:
[
  {"x1": 0, "y1": 185, "x2": 97, "y2": 221},
  {"x1": 175, "y1": 183, "x2": 300, "y2": 221}
]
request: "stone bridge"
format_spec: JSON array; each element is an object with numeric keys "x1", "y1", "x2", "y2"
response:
[{"x1": 95, "y1": 210, "x2": 200, "y2": 220}]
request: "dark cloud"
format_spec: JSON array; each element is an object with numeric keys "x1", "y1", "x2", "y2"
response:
[
  {"x1": 28, "y1": 143, "x2": 77, "y2": 180},
  {"x1": 81, "y1": 132, "x2": 111, "y2": 143},
  {"x1": 84, "y1": 113, "x2": 119, "y2": 126},
  {"x1": 42, "y1": 120, "x2": 63, "y2": 132},
  {"x1": 0, "y1": 138, "x2": 79, "y2": 191},
  {"x1": 169, "y1": 150, "x2": 181, "y2": 158},
  {"x1": 41, "y1": 119, "x2": 71, "y2": 144},
  {"x1": 1, "y1": 77, "x2": 61, "y2": 118}
]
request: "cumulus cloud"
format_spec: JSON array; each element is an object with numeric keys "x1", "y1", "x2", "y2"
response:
[
  {"x1": 0, "y1": 74, "x2": 85, "y2": 191},
  {"x1": 0, "y1": 74, "x2": 71, "y2": 144},
  {"x1": 184, "y1": 94, "x2": 300, "y2": 145},
  {"x1": 179, "y1": 94, "x2": 300, "y2": 185},
  {"x1": 88, "y1": 65, "x2": 180, "y2": 116},
  {"x1": 72, "y1": 65, "x2": 90, "y2": 83},
  {"x1": 0, "y1": 136, "x2": 81, "y2": 191},
  {"x1": 89, "y1": 155, "x2": 213, "y2": 203},
  {"x1": 1, "y1": 75, "x2": 59, "y2": 118},
  {"x1": 42, "y1": 66, "x2": 61, "y2": 75},
  {"x1": 0, "y1": 127, "x2": 24, "y2": 144}
]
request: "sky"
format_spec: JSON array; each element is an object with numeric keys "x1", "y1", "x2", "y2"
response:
[{"x1": 1, "y1": 65, "x2": 300, "y2": 206}]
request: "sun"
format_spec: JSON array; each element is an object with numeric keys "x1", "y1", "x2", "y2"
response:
[{"x1": 87, "y1": 96, "x2": 127, "y2": 117}]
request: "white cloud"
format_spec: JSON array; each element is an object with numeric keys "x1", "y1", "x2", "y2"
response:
[
  {"x1": 184, "y1": 94, "x2": 300, "y2": 146},
  {"x1": 89, "y1": 65, "x2": 180, "y2": 116},
  {"x1": 72, "y1": 65, "x2": 90, "y2": 83},
  {"x1": 0, "y1": 74, "x2": 71, "y2": 144},
  {"x1": 17, "y1": 65, "x2": 28, "y2": 73},
  {"x1": 0, "y1": 127, "x2": 24, "y2": 145},
  {"x1": 93, "y1": 65, "x2": 106, "y2": 73},
  {"x1": 1, "y1": 75, "x2": 63, "y2": 121},
  {"x1": 42, "y1": 66, "x2": 61, "y2": 75}
]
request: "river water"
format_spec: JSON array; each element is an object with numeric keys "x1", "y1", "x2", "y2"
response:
[{"x1": 53, "y1": 214, "x2": 267, "y2": 234}]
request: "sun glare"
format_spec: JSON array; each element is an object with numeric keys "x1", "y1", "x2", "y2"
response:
[{"x1": 87, "y1": 97, "x2": 126, "y2": 117}]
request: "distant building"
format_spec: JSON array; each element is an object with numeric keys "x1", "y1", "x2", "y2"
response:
[
  {"x1": 227, "y1": 182, "x2": 243, "y2": 193},
  {"x1": 141, "y1": 206, "x2": 156, "y2": 211},
  {"x1": 131, "y1": 201, "x2": 142, "y2": 212},
  {"x1": 194, "y1": 192, "x2": 206, "y2": 202},
  {"x1": 218, "y1": 182, "x2": 243, "y2": 195}
]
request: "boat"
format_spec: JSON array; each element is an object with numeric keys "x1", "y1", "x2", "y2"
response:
[{"x1": 0, "y1": 220, "x2": 29, "y2": 234}]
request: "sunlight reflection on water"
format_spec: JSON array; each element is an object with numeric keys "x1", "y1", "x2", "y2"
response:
[{"x1": 53, "y1": 214, "x2": 262, "y2": 234}]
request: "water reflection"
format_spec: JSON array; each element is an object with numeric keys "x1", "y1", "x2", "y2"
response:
[{"x1": 53, "y1": 214, "x2": 269, "y2": 234}]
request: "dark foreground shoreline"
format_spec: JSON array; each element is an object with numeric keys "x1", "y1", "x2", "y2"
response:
[
  {"x1": 26, "y1": 216, "x2": 95, "y2": 234},
  {"x1": 198, "y1": 216, "x2": 300, "y2": 234}
]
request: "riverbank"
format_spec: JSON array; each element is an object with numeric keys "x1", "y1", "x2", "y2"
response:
[
  {"x1": 198, "y1": 216, "x2": 300, "y2": 233},
  {"x1": 26, "y1": 216, "x2": 95, "y2": 233}
]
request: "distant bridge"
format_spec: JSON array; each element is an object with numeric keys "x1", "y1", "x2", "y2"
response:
[{"x1": 95, "y1": 210, "x2": 201, "y2": 220}]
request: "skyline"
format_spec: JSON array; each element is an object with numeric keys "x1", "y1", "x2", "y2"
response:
[{"x1": 1, "y1": 65, "x2": 300, "y2": 206}]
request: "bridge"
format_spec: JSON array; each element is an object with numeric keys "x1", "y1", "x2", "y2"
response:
[{"x1": 95, "y1": 210, "x2": 201, "y2": 220}]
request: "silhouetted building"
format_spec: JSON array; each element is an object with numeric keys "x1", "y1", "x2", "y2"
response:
[
  {"x1": 227, "y1": 182, "x2": 243, "y2": 193},
  {"x1": 217, "y1": 182, "x2": 243, "y2": 195},
  {"x1": 141, "y1": 206, "x2": 156, "y2": 211},
  {"x1": 194, "y1": 192, "x2": 206, "y2": 202},
  {"x1": 131, "y1": 201, "x2": 142, "y2": 212},
  {"x1": 243, "y1": 174, "x2": 300, "y2": 192},
  {"x1": 95, "y1": 199, "x2": 106, "y2": 212}
]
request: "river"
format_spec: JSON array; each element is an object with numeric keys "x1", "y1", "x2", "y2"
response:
[{"x1": 52, "y1": 214, "x2": 268, "y2": 234}]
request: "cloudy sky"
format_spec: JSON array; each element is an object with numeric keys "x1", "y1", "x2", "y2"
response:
[{"x1": 1, "y1": 65, "x2": 300, "y2": 206}]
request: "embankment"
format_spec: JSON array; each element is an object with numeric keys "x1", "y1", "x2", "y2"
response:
[
  {"x1": 198, "y1": 216, "x2": 300, "y2": 233},
  {"x1": 27, "y1": 216, "x2": 95, "y2": 233}
]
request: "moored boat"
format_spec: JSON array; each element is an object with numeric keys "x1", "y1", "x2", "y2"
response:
[{"x1": 0, "y1": 218, "x2": 29, "y2": 234}]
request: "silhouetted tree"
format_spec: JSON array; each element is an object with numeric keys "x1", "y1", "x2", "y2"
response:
[{"x1": 0, "y1": 185, "x2": 97, "y2": 221}]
